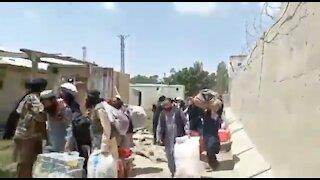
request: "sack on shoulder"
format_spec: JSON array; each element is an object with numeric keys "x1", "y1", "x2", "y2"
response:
[{"x1": 100, "y1": 101, "x2": 129, "y2": 136}]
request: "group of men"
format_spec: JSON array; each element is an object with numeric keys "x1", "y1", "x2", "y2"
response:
[
  {"x1": 152, "y1": 94, "x2": 224, "y2": 178},
  {"x1": 3, "y1": 78, "x2": 133, "y2": 178}
]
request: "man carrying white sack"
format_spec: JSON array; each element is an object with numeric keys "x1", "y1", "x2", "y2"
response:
[
  {"x1": 85, "y1": 90, "x2": 119, "y2": 178},
  {"x1": 156, "y1": 98, "x2": 189, "y2": 178}
]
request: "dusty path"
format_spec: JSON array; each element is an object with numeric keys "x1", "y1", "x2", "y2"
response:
[
  {"x1": 132, "y1": 151, "x2": 237, "y2": 178},
  {"x1": 131, "y1": 107, "x2": 272, "y2": 178},
  {"x1": 131, "y1": 128, "x2": 237, "y2": 178}
]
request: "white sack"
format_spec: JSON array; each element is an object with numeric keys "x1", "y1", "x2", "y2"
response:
[
  {"x1": 174, "y1": 136, "x2": 202, "y2": 178},
  {"x1": 87, "y1": 150, "x2": 117, "y2": 178}
]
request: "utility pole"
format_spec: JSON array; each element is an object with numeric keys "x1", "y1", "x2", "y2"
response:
[{"x1": 117, "y1": 34, "x2": 129, "y2": 73}]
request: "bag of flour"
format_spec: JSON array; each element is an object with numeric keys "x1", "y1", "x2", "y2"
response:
[{"x1": 174, "y1": 136, "x2": 202, "y2": 178}]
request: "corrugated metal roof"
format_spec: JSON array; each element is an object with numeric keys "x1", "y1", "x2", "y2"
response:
[
  {"x1": 0, "y1": 56, "x2": 84, "y2": 70},
  {"x1": 0, "y1": 57, "x2": 48, "y2": 70}
]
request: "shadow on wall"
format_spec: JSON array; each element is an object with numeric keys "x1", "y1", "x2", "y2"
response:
[{"x1": 230, "y1": 2, "x2": 320, "y2": 177}]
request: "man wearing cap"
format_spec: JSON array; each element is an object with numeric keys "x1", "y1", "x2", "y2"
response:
[
  {"x1": 85, "y1": 90, "x2": 119, "y2": 159},
  {"x1": 60, "y1": 82, "x2": 81, "y2": 113},
  {"x1": 40, "y1": 90, "x2": 73, "y2": 153},
  {"x1": 13, "y1": 78, "x2": 48, "y2": 178}
]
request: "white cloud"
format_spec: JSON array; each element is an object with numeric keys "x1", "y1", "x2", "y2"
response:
[
  {"x1": 173, "y1": 2, "x2": 218, "y2": 16},
  {"x1": 103, "y1": 2, "x2": 115, "y2": 10}
]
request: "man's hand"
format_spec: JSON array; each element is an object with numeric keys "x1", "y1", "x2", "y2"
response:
[
  {"x1": 64, "y1": 143, "x2": 73, "y2": 152},
  {"x1": 186, "y1": 130, "x2": 191, "y2": 138}
]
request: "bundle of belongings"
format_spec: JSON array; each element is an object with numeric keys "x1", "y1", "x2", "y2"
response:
[
  {"x1": 193, "y1": 89, "x2": 221, "y2": 113},
  {"x1": 32, "y1": 152, "x2": 85, "y2": 178},
  {"x1": 193, "y1": 89, "x2": 232, "y2": 155}
]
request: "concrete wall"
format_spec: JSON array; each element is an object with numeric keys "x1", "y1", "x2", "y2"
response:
[
  {"x1": 230, "y1": 2, "x2": 320, "y2": 177},
  {"x1": 130, "y1": 84, "x2": 185, "y2": 111}
]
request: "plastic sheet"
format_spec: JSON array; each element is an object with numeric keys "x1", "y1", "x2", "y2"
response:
[
  {"x1": 174, "y1": 136, "x2": 202, "y2": 178},
  {"x1": 87, "y1": 150, "x2": 118, "y2": 178},
  {"x1": 32, "y1": 152, "x2": 85, "y2": 178}
]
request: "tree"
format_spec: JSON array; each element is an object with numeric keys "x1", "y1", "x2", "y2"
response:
[
  {"x1": 130, "y1": 75, "x2": 159, "y2": 84},
  {"x1": 215, "y1": 61, "x2": 229, "y2": 94},
  {"x1": 165, "y1": 61, "x2": 216, "y2": 96}
]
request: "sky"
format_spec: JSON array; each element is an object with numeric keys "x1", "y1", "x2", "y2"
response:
[{"x1": 0, "y1": 2, "x2": 281, "y2": 77}]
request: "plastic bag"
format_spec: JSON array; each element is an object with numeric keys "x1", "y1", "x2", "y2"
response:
[
  {"x1": 32, "y1": 152, "x2": 85, "y2": 178},
  {"x1": 218, "y1": 128, "x2": 231, "y2": 142},
  {"x1": 87, "y1": 150, "x2": 117, "y2": 178},
  {"x1": 174, "y1": 136, "x2": 202, "y2": 178}
]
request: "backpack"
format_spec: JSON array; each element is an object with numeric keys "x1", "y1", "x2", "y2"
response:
[{"x1": 72, "y1": 112, "x2": 92, "y2": 147}]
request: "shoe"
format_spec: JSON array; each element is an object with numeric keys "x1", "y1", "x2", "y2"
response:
[{"x1": 210, "y1": 161, "x2": 219, "y2": 170}]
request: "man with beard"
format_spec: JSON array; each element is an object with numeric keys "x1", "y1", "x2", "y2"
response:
[
  {"x1": 156, "y1": 98, "x2": 189, "y2": 178},
  {"x1": 152, "y1": 95, "x2": 166, "y2": 144},
  {"x1": 110, "y1": 96, "x2": 134, "y2": 149},
  {"x1": 13, "y1": 78, "x2": 48, "y2": 178},
  {"x1": 60, "y1": 83, "x2": 91, "y2": 177},
  {"x1": 40, "y1": 90, "x2": 73, "y2": 153}
]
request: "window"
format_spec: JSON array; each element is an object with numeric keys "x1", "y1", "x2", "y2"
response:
[
  {"x1": 0, "y1": 80, "x2": 3, "y2": 90},
  {"x1": 156, "y1": 87, "x2": 159, "y2": 91},
  {"x1": 176, "y1": 88, "x2": 179, "y2": 91}
]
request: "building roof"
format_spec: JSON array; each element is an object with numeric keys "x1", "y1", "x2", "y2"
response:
[
  {"x1": 0, "y1": 56, "x2": 48, "y2": 70},
  {"x1": 130, "y1": 83, "x2": 185, "y2": 88},
  {"x1": 0, "y1": 56, "x2": 84, "y2": 70},
  {"x1": 40, "y1": 57, "x2": 83, "y2": 66}
]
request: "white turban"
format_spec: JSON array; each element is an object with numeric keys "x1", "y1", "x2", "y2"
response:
[{"x1": 60, "y1": 82, "x2": 78, "y2": 96}]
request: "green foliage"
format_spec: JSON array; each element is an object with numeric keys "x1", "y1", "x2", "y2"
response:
[
  {"x1": 130, "y1": 75, "x2": 159, "y2": 84},
  {"x1": 215, "y1": 61, "x2": 229, "y2": 94},
  {"x1": 163, "y1": 61, "x2": 217, "y2": 97},
  {"x1": 130, "y1": 60, "x2": 229, "y2": 97}
]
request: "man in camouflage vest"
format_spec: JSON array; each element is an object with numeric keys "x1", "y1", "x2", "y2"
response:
[{"x1": 13, "y1": 78, "x2": 48, "y2": 178}]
